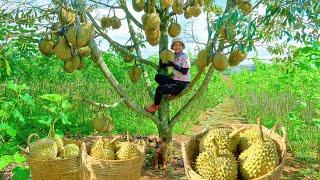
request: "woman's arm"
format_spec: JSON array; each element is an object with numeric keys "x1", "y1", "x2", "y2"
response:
[{"x1": 168, "y1": 62, "x2": 189, "y2": 74}]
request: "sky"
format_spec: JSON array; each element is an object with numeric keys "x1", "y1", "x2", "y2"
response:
[{"x1": 35, "y1": 0, "x2": 285, "y2": 65}]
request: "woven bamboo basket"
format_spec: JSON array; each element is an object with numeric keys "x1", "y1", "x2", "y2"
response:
[
  {"x1": 181, "y1": 123, "x2": 287, "y2": 180},
  {"x1": 28, "y1": 141, "x2": 90, "y2": 180},
  {"x1": 87, "y1": 141, "x2": 146, "y2": 180}
]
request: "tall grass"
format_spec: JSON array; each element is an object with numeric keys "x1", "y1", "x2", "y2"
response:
[{"x1": 230, "y1": 58, "x2": 320, "y2": 178}]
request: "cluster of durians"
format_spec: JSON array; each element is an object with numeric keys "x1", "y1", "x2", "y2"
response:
[
  {"x1": 26, "y1": 126, "x2": 80, "y2": 161},
  {"x1": 38, "y1": 7, "x2": 95, "y2": 73},
  {"x1": 90, "y1": 136, "x2": 142, "y2": 160},
  {"x1": 196, "y1": 47, "x2": 247, "y2": 71},
  {"x1": 194, "y1": 120, "x2": 280, "y2": 180}
]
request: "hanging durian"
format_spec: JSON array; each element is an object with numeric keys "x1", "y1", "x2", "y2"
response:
[
  {"x1": 133, "y1": 0, "x2": 145, "y2": 12},
  {"x1": 53, "y1": 36, "x2": 72, "y2": 60},
  {"x1": 168, "y1": 22, "x2": 181, "y2": 37},
  {"x1": 212, "y1": 52, "x2": 228, "y2": 71},
  {"x1": 162, "y1": 0, "x2": 173, "y2": 8},
  {"x1": 172, "y1": 0, "x2": 183, "y2": 14},
  {"x1": 128, "y1": 65, "x2": 142, "y2": 83},
  {"x1": 38, "y1": 38, "x2": 54, "y2": 57}
]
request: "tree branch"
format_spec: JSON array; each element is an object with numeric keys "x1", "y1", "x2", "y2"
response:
[
  {"x1": 118, "y1": 0, "x2": 143, "y2": 29},
  {"x1": 125, "y1": 12, "x2": 154, "y2": 99},
  {"x1": 87, "y1": 13, "x2": 159, "y2": 69},
  {"x1": 88, "y1": 39, "x2": 159, "y2": 125},
  {"x1": 84, "y1": 98, "x2": 124, "y2": 109},
  {"x1": 88, "y1": 0, "x2": 121, "y2": 9},
  {"x1": 170, "y1": 63, "x2": 216, "y2": 127}
]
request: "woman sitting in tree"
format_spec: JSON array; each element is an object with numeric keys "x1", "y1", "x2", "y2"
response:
[{"x1": 145, "y1": 37, "x2": 191, "y2": 113}]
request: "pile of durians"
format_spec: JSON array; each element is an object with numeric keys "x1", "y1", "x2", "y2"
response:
[
  {"x1": 26, "y1": 125, "x2": 80, "y2": 161},
  {"x1": 193, "y1": 120, "x2": 281, "y2": 180},
  {"x1": 38, "y1": 6, "x2": 95, "y2": 73},
  {"x1": 90, "y1": 136, "x2": 142, "y2": 161}
]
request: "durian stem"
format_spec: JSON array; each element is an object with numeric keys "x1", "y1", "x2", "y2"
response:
[
  {"x1": 229, "y1": 126, "x2": 246, "y2": 138},
  {"x1": 17, "y1": 145, "x2": 29, "y2": 155},
  {"x1": 110, "y1": 135, "x2": 121, "y2": 144},
  {"x1": 257, "y1": 118, "x2": 265, "y2": 142},
  {"x1": 212, "y1": 140, "x2": 219, "y2": 157},
  {"x1": 127, "y1": 131, "x2": 130, "y2": 142}
]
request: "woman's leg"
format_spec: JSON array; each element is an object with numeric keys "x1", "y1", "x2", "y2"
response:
[
  {"x1": 154, "y1": 83, "x2": 186, "y2": 105},
  {"x1": 155, "y1": 74, "x2": 175, "y2": 85}
]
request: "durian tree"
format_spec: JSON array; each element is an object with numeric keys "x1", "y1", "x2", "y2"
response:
[{"x1": 2, "y1": 0, "x2": 319, "y2": 157}]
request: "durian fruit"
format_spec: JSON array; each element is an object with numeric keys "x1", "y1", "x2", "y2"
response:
[
  {"x1": 38, "y1": 38, "x2": 54, "y2": 57},
  {"x1": 212, "y1": 52, "x2": 228, "y2": 71},
  {"x1": 239, "y1": 119, "x2": 280, "y2": 179},
  {"x1": 168, "y1": 22, "x2": 181, "y2": 37},
  {"x1": 53, "y1": 37, "x2": 72, "y2": 60},
  {"x1": 128, "y1": 66, "x2": 142, "y2": 83},
  {"x1": 91, "y1": 138, "x2": 116, "y2": 160},
  {"x1": 195, "y1": 140, "x2": 237, "y2": 180},
  {"x1": 116, "y1": 142, "x2": 141, "y2": 160},
  {"x1": 123, "y1": 52, "x2": 134, "y2": 63},
  {"x1": 92, "y1": 113, "x2": 114, "y2": 133},
  {"x1": 63, "y1": 56, "x2": 81, "y2": 73},
  {"x1": 77, "y1": 46, "x2": 91, "y2": 57},
  {"x1": 66, "y1": 23, "x2": 94, "y2": 48},
  {"x1": 63, "y1": 144, "x2": 80, "y2": 158},
  {"x1": 145, "y1": 28, "x2": 161, "y2": 46},
  {"x1": 77, "y1": 22, "x2": 95, "y2": 47},
  {"x1": 54, "y1": 135, "x2": 64, "y2": 154},
  {"x1": 160, "y1": 49, "x2": 174, "y2": 63},
  {"x1": 199, "y1": 126, "x2": 245, "y2": 153},
  {"x1": 162, "y1": 0, "x2": 173, "y2": 8},
  {"x1": 196, "y1": 48, "x2": 209, "y2": 70},
  {"x1": 145, "y1": 13, "x2": 161, "y2": 30},
  {"x1": 238, "y1": 128, "x2": 272, "y2": 152},
  {"x1": 172, "y1": 0, "x2": 183, "y2": 14},
  {"x1": 133, "y1": 0, "x2": 145, "y2": 12},
  {"x1": 240, "y1": 0, "x2": 252, "y2": 15},
  {"x1": 228, "y1": 49, "x2": 247, "y2": 66},
  {"x1": 66, "y1": 25, "x2": 78, "y2": 47},
  {"x1": 141, "y1": 13, "x2": 148, "y2": 25},
  {"x1": 59, "y1": 7, "x2": 76, "y2": 25},
  {"x1": 184, "y1": 6, "x2": 192, "y2": 19},
  {"x1": 28, "y1": 126, "x2": 58, "y2": 160},
  {"x1": 101, "y1": 16, "x2": 112, "y2": 28},
  {"x1": 191, "y1": 3, "x2": 202, "y2": 17},
  {"x1": 111, "y1": 16, "x2": 121, "y2": 29}
]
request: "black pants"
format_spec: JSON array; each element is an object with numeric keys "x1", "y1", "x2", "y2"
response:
[{"x1": 154, "y1": 74, "x2": 189, "y2": 105}]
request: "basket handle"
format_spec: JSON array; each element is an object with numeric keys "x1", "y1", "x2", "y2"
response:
[
  {"x1": 79, "y1": 142, "x2": 91, "y2": 180},
  {"x1": 27, "y1": 133, "x2": 39, "y2": 146},
  {"x1": 180, "y1": 142, "x2": 192, "y2": 180},
  {"x1": 269, "y1": 124, "x2": 287, "y2": 142}
]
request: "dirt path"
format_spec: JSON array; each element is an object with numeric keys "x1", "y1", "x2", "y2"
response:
[{"x1": 140, "y1": 96, "x2": 303, "y2": 179}]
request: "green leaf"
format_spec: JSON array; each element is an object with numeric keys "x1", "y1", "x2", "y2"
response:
[
  {"x1": 0, "y1": 110, "x2": 9, "y2": 119},
  {"x1": 13, "y1": 109, "x2": 24, "y2": 122},
  {"x1": 313, "y1": 119, "x2": 320, "y2": 128},
  {"x1": 61, "y1": 100, "x2": 72, "y2": 110},
  {"x1": 4, "y1": 59, "x2": 11, "y2": 76},
  {"x1": 61, "y1": 113, "x2": 71, "y2": 125},
  {"x1": 13, "y1": 152, "x2": 26, "y2": 163},
  {"x1": 37, "y1": 116, "x2": 53, "y2": 126},
  {"x1": 5, "y1": 125, "x2": 17, "y2": 137},
  {"x1": 0, "y1": 155, "x2": 14, "y2": 171},
  {"x1": 6, "y1": 81, "x2": 18, "y2": 93},
  {"x1": 39, "y1": 94, "x2": 65, "y2": 103},
  {"x1": 12, "y1": 166, "x2": 30, "y2": 180},
  {"x1": 21, "y1": 94, "x2": 34, "y2": 106}
]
